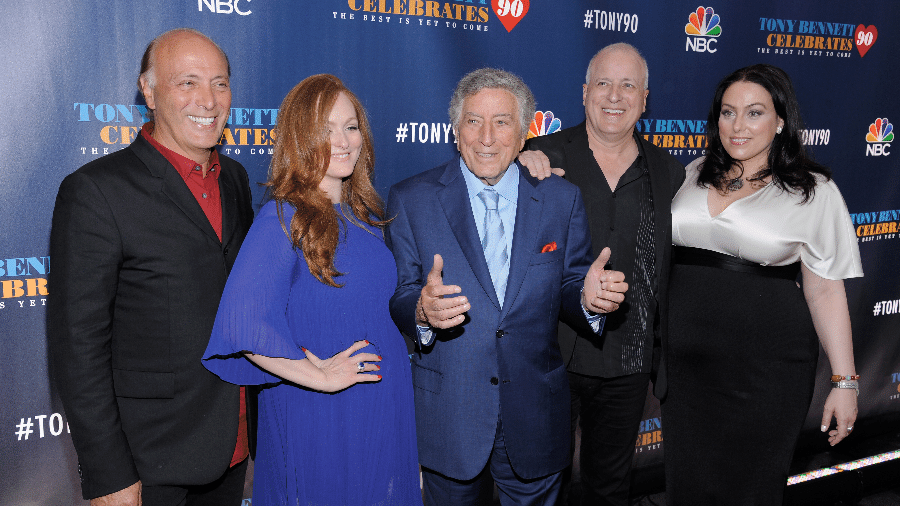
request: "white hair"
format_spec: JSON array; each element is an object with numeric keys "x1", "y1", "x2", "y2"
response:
[{"x1": 585, "y1": 42, "x2": 649, "y2": 90}]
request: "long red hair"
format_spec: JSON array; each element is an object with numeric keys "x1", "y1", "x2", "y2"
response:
[{"x1": 266, "y1": 74, "x2": 386, "y2": 287}]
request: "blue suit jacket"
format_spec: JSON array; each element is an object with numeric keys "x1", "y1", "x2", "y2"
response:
[{"x1": 385, "y1": 155, "x2": 595, "y2": 481}]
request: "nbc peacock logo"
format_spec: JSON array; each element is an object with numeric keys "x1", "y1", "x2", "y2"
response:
[
  {"x1": 685, "y1": 6, "x2": 721, "y2": 36},
  {"x1": 527, "y1": 111, "x2": 561, "y2": 139},
  {"x1": 685, "y1": 6, "x2": 721, "y2": 53},
  {"x1": 865, "y1": 118, "x2": 892, "y2": 157}
]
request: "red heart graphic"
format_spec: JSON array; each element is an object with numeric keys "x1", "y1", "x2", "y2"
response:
[
  {"x1": 854, "y1": 24, "x2": 878, "y2": 57},
  {"x1": 491, "y1": 0, "x2": 529, "y2": 33}
]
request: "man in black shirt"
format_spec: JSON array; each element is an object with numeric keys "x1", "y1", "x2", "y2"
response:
[{"x1": 522, "y1": 43, "x2": 685, "y2": 505}]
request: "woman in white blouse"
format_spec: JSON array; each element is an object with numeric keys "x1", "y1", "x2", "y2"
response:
[{"x1": 662, "y1": 64, "x2": 862, "y2": 505}]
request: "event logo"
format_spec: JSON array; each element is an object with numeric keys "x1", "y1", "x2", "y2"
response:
[
  {"x1": 855, "y1": 25, "x2": 878, "y2": 57},
  {"x1": 865, "y1": 118, "x2": 892, "y2": 157},
  {"x1": 198, "y1": 0, "x2": 252, "y2": 16},
  {"x1": 73, "y1": 102, "x2": 278, "y2": 157},
  {"x1": 634, "y1": 417, "x2": 663, "y2": 454},
  {"x1": 636, "y1": 118, "x2": 707, "y2": 156},
  {"x1": 874, "y1": 300, "x2": 900, "y2": 317},
  {"x1": 0, "y1": 256, "x2": 49, "y2": 310},
  {"x1": 492, "y1": 0, "x2": 528, "y2": 32},
  {"x1": 849, "y1": 208, "x2": 899, "y2": 242},
  {"x1": 582, "y1": 8, "x2": 638, "y2": 34},
  {"x1": 527, "y1": 111, "x2": 561, "y2": 139},
  {"x1": 343, "y1": 0, "x2": 490, "y2": 32},
  {"x1": 394, "y1": 121, "x2": 454, "y2": 144},
  {"x1": 685, "y1": 6, "x2": 721, "y2": 53},
  {"x1": 756, "y1": 17, "x2": 870, "y2": 58},
  {"x1": 14, "y1": 412, "x2": 69, "y2": 442},
  {"x1": 800, "y1": 128, "x2": 831, "y2": 146}
]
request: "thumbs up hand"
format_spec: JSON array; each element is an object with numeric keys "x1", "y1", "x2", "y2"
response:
[
  {"x1": 416, "y1": 254, "x2": 470, "y2": 329},
  {"x1": 582, "y1": 247, "x2": 628, "y2": 314}
]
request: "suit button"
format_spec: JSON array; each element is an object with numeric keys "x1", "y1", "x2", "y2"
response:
[
  {"x1": 496, "y1": 330, "x2": 504, "y2": 338},
  {"x1": 490, "y1": 377, "x2": 499, "y2": 385},
  {"x1": 224, "y1": 247, "x2": 230, "y2": 256}
]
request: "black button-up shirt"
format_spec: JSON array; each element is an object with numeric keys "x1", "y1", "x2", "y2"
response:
[{"x1": 565, "y1": 132, "x2": 656, "y2": 377}]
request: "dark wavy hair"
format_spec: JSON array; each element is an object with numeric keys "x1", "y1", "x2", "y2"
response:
[
  {"x1": 699, "y1": 64, "x2": 830, "y2": 202},
  {"x1": 265, "y1": 74, "x2": 386, "y2": 287}
]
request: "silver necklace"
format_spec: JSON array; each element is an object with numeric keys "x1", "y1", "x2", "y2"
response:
[{"x1": 725, "y1": 176, "x2": 744, "y2": 192}]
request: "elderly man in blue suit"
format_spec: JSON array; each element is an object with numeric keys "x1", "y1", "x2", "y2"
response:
[{"x1": 385, "y1": 68, "x2": 628, "y2": 506}]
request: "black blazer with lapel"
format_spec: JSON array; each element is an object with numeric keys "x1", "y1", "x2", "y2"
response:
[
  {"x1": 525, "y1": 122, "x2": 685, "y2": 399},
  {"x1": 48, "y1": 134, "x2": 254, "y2": 499}
]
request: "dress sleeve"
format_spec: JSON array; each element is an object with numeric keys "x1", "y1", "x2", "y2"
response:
[
  {"x1": 800, "y1": 180, "x2": 864, "y2": 280},
  {"x1": 203, "y1": 201, "x2": 307, "y2": 385}
]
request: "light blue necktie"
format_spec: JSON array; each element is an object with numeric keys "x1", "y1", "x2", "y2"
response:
[{"x1": 478, "y1": 188, "x2": 507, "y2": 305}]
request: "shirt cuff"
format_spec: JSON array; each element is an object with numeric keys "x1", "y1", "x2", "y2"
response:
[
  {"x1": 416, "y1": 324, "x2": 435, "y2": 347},
  {"x1": 582, "y1": 307, "x2": 606, "y2": 334},
  {"x1": 581, "y1": 288, "x2": 606, "y2": 334}
]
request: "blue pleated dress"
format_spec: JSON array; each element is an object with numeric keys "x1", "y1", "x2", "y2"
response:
[{"x1": 203, "y1": 200, "x2": 421, "y2": 506}]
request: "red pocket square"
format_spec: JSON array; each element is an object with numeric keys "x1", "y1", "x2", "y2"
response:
[{"x1": 541, "y1": 242, "x2": 558, "y2": 253}]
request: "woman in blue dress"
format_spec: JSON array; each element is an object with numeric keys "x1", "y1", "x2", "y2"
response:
[{"x1": 203, "y1": 74, "x2": 421, "y2": 505}]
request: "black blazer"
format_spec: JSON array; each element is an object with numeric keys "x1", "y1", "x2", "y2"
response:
[
  {"x1": 48, "y1": 134, "x2": 255, "y2": 499},
  {"x1": 525, "y1": 122, "x2": 685, "y2": 399}
]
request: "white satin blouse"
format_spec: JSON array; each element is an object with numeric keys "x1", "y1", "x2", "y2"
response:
[{"x1": 672, "y1": 158, "x2": 863, "y2": 280}]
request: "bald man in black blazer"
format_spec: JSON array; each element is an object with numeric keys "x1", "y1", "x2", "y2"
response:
[{"x1": 48, "y1": 29, "x2": 254, "y2": 506}]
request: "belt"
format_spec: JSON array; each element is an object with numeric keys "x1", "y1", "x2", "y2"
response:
[{"x1": 672, "y1": 246, "x2": 800, "y2": 280}]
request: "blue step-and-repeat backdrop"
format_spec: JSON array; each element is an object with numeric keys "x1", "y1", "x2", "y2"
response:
[{"x1": 1, "y1": 1, "x2": 897, "y2": 503}]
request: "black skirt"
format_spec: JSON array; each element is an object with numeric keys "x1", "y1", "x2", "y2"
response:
[{"x1": 662, "y1": 249, "x2": 818, "y2": 505}]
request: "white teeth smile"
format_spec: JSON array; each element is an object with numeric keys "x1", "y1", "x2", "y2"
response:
[
  {"x1": 332, "y1": 153, "x2": 350, "y2": 159},
  {"x1": 603, "y1": 108, "x2": 625, "y2": 115},
  {"x1": 189, "y1": 116, "x2": 215, "y2": 126},
  {"x1": 731, "y1": 138, "x2": 749, "y2": 144}
]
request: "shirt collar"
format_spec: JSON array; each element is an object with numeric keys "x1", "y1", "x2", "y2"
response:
[
  {"x1": 458, "y1": 156, "x2": 520, "y2": 206},
  {"x1": 632, "y1": 130, "x2": 648, "y2": 174},
  {"x1": 141, "y1": 122, "x2": 221, "y2": 180}
]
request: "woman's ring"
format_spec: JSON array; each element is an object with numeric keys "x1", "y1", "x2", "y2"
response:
[
  {"x1": 357, "y1": 362, "x2": 365, "y2": 372},
  {"x1": 847, "y1": 426, "x2": 854, "y2": 431}
]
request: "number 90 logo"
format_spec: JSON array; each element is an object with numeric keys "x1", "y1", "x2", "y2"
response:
[
  {"x1": 495, "y1": 0, "x2": 525, "y2": 17},
  {"x1": 492, "y1": 0, "x2": 529, "y2": 31}
]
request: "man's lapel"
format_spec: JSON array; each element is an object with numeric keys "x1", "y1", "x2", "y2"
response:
[
  {"x1": 218, "y1": 162, "x2": 238, "y2": 246},
  {"x1": 499, "y1": 167, "x2": 543, "y2": 321},
  {"x1": 437, "y1": 158, "x2": 502, "y2": 310},
  {"x1": 159, "y1": 167, "x2": 222, "y2": 244},
  {"x1": 133, "y1": 136, "x2": 222, "y2": 244},
  {"x1": 639, "y1": 135, "x2": 670, "y2": 296},
  {"x1": 566, "y1": 125, "x2": 596, "y2": 179}
]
